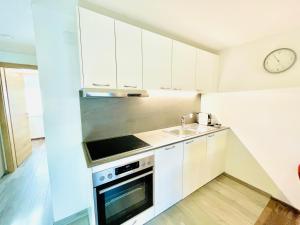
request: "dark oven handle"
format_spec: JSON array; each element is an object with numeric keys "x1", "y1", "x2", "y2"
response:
[{"x1": 99, "y1": 171, "x2": 153, "y2": 194}]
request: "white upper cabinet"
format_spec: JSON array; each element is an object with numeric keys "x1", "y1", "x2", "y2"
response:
[
  {"x1": 196, "y1": 49, "x2": 220, "y2": 93},
  {"x1": 78, "y1": 7, "x2": 116, "y2": 89},
  {"x1": 142, "y1": 30, "x2": 172, "y2": 90},
  {"x1": 172, "y1": 41, "x2": 197, "y2": 90},
  {"x1": 78, "y1": 8, "x2": 219, "y2": 92},
  {"x1": 115, "y1": 21, "x2": 142, "y2": 89}
]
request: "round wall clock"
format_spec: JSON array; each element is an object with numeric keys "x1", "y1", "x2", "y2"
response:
[{"x1": 263, "y1": 48, "x2": 297, "y2": 74}]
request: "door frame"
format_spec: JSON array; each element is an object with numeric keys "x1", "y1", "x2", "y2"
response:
[
  {"x1": 0, "y1": 62, "x2": 37, "y2": 70},
  {"x1": 0, "y1": 129, "x2": 6, "y2": 177},
  {"x1": 0, "y1": 63, "x2": 38, "y2": 173},
  {"x1": 0, "y1": 67, "x2": 17, "y2": 172}
]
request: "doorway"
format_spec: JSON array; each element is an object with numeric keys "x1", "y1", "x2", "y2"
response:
[{"x1": 0, "y1": 65, "x2": 45, "y2": 174}]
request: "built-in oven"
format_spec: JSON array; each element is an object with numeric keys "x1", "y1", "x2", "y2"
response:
[{"x1": 93, "y1": 156, "x2": 154, "y2": 225}]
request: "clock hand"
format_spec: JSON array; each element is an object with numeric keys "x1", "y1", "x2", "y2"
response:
[{"x1": 274, "y1": 55, "x2": 280, "y2": 63}]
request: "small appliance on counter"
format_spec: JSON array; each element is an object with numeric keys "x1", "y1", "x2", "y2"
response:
[
  {"x1": 196, "y1": 112, "x2": 222, "y2": 128},
  {"x1": 196, "y1": 112, "x2": 212, "y2": 125}
]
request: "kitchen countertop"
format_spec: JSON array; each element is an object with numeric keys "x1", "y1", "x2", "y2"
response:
[{"x1": 84, "y1": 123, "x2": 229, "y2": 167}]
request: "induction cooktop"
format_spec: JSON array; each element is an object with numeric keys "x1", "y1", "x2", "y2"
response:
[{"x1": 85, "y1": 135, "x2": 151, "y2": 161}]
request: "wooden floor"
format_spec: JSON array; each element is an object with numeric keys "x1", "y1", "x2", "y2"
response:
[
  {"x1": 146, "y1": 175, "x2": 270, "y2": 225},
  {"x1": 66, "y1": 174, "x2": 271, "y2": 225},
  {"x1": 1, "y1": 142, "x2": 298, "y2": 225},
  {"x1": 255, "y1": 198, "x2": 300, "y2": 225},
  {"x1": 0, "y1": 140, "x2": 53, "y2": 225}
]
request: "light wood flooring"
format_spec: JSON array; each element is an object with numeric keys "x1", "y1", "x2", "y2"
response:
[
  {"x1": 146, "y1": 175, "x2": 270, "y2": 225},
  {"x1": 66, "y1": 174, "x2": 271, "y2": 225},
  {"x1": 0, "y1": 140, "x2": 53, "y2": 225},
  {"x1": 3, "y1": 141, "x2": 296, "y2": 225}
]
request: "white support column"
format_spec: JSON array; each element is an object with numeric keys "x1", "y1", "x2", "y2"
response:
[{"x1": 31, "y1": 0, "x2": 90, "y2": 222}]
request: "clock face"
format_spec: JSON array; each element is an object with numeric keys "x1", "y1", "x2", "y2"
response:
[{"x1": 263, "y1": 48, "x2": 297, "y2": 73}]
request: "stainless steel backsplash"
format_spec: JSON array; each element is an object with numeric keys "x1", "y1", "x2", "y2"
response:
[{"x1": 80, "y1": 94, "x2": 200, "y2": 141}]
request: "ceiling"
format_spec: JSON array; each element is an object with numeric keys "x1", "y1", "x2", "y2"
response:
[
  {"x1": 0, "y1": 0, "x2": 300, "y2": 54},
  {"x1": 0, "y1": 0, "x2": 35, "y2": 54},
  {"x1": 85, "y1": 0, "x2": 300, "y2": 51}
]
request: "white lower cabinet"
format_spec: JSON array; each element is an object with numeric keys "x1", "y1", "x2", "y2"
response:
[
  {"x1": 121, "y1": 130, "x2": 228, "y2": 224},
  {"x1": 182, "y1": 136, "x2": 207, "y2": 198},
  {"x1": 182, "y1": 130, "x2": 228, "y2": 198},
  {"x1": 206, "y1": 130, "x2": 228, "y2": 181},
  {"x1": 154, "y1": 143, "x2": 183, "y2": 216}
]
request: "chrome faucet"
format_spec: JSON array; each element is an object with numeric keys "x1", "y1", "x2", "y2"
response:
[{"x1": 181, "y1": 113, "x2": 194, "y2": 128}]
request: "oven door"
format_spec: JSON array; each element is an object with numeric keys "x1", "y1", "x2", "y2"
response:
[{"x1": 95, "y1": 168, "x2": 153, "y2": 225}]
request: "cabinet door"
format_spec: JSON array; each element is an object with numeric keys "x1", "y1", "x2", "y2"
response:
[
  {"x1": 142, "y1": 30, "x2": 172, "y2": 90},
  {"x1": 196, "y1": 49, "x2": 220, "y2": 93},
  {"x1": 206, "y1": 130, "x2": 228, "y2": 181},
  {"x1": 154, "y1": 143, "x2": 183, "y2": 216},
  {"x1": 115, "y1": 20, "x2": 142, "y2": 89},
  {"x1": 182, "y1": 136, "x2": 207, "y2": 198},
  {"x1": 79, "y1": 7, "x2": 116, "y2": 88},
  {"x1": 172, "y1": 41, "x2": 197, "y2": 90}
]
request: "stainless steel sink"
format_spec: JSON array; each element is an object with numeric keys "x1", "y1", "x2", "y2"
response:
[{"x1": 165, "y1": 128, "x2": 197, "y2": 137}]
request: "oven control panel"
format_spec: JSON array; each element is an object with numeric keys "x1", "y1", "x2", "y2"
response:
[
  {"x1": 115, "y1": 161, "x2": 139, "y2": 175},
  {"x1": 92, "y1": 155, "x2": 154, "y2": 187}
]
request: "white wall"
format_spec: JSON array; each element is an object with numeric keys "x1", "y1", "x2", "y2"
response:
[
  {"x1": 32, "y1": 0, "x2": 90, "y2": 222},
  {"x1": 225, "y1": 130, "x2": 287, "y2": 202},
  {"x1": 219, "y1": 30, "x2": 300, "y2": 92},
  {"x1": 202, "y1": 30, "x2": 300, "y2": 210},
  {"x1": 24, "y1": 72, "x2": 45, "y2": 139},
  {"x1": 0, "y1": 50, "x2": 36, "y2": 65},
  {"x1": 202, "y1": 89, "x2": 300, "y2": 209}
]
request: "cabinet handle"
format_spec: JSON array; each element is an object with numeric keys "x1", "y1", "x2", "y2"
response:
[
  {"x1": 92, "y1": 83, "x2": 110, "y2": 87},
  {"x1": 165, "y1": 145, "x2": 175, "y2": 150},
  {"x1": 123, "y1": 85, "x2": 137, "y2": 88},
  {"x1": 160, "y1": 87, "x2": 171, "y2": 90},
  {"x1": 208, "y1": 134, "x2": 215, "y2": 138},
  {"x1": 173, "y1": 88, "x2": 182, "y2": 91},
  {"x1": 186, "y1": 140, "x2": 194, "y2": 144}
]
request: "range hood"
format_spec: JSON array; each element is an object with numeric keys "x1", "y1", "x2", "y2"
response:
[{"x1": 79, "y1": 88, "x2": 149, "y2": 98}]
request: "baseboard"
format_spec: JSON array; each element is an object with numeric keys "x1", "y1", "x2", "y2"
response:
[
  {"x1": 223, "y1": 173, "x2": 300, "y2": 213},
  {"x1": 223, "y1": 173, "x2": 271, "y2": 198},
  {"x1": 54, "y1": 209, "x2": 89, "y2": 225}
]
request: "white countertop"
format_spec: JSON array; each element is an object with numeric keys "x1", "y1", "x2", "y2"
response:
[
  {"x1": 85, "y1": 123, "x2": 229, "y2": 168},
  {"x1": 135, "y1": 123, "x2": 227, "y2": 148}
]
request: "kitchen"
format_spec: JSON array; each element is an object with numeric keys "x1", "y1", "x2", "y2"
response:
[{"x1": 1, "y1": 0, "x2": 300, "y2": 225}]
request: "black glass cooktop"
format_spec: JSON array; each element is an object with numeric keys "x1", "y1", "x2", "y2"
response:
[{"x1": 86, "y1": 135, "x2": 150, "y2": 161}]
